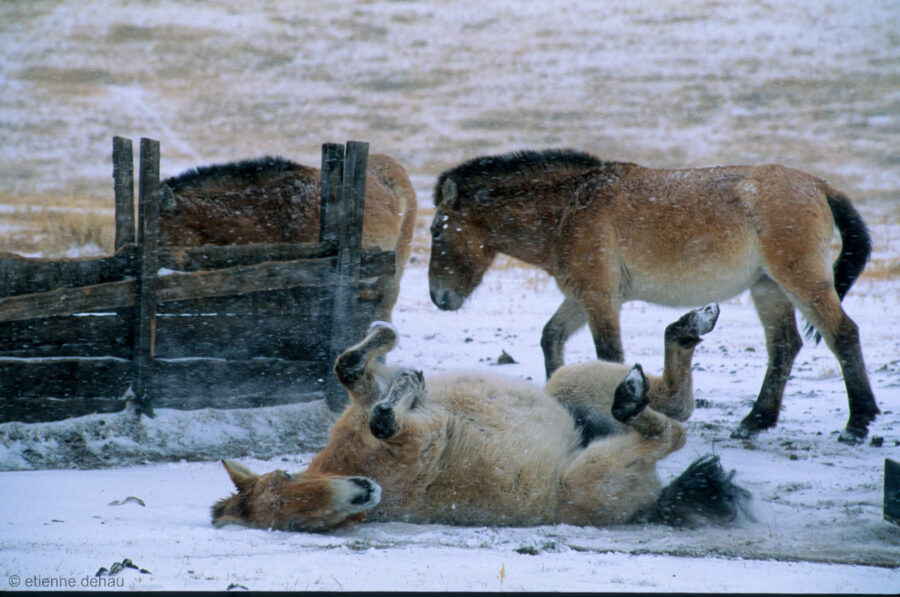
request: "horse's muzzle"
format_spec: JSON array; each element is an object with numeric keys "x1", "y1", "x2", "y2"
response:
[{"x1": 430, "y1": 287, "x2": 465, "y2": 311}]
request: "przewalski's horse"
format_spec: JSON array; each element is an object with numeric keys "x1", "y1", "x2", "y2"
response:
[
  {"x1": 427, "y1": 149, "x2": 878, "y2": 443},
  {"x1": 212, "y1": 321, "x2": 750, "y2": 532},
  {"x1": 159, "y1": 154, "x2": 418, "y2": 322}
]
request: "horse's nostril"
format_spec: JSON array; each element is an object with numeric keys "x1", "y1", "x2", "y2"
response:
[{"x1": 349, "y1": 477, "x2": 372, "y2": 504}]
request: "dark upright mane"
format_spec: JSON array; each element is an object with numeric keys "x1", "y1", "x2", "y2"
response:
[
  {"x1": 164, "y1": 156, "x2": 311, "y2": 192},
  {"x1": 434, "y1": 149, "x2": 604, "y2": 206}
]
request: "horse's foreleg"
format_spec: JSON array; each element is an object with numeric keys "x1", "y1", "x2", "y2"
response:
[
  {"x1": 733, "y1": 279, "x2": 803, "y2": 439},
  {"x1": 541, "y1": 296, "x2": 588, "y2": 378},
  {"x1": 334, "y1": 322, "x2": 399, "y2": 406},
  {"x1": 559, "y1": 365, "x2": 685, "y2": 526},
  {"x1": 584, "y1": 297, "x2": 624, "y2": 364}
]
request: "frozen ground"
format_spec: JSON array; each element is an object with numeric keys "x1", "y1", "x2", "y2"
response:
[
  {"x1": 1, "y1": 0, "x2": 899, "y2": 592},
  {"x1": 1, "y1": 266, "x2": 899, "y2": 592}
]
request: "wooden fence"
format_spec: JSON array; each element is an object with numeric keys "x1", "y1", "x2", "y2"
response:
[{"x1": 0, "y1": 138, "x2": 394, "y2": 423}]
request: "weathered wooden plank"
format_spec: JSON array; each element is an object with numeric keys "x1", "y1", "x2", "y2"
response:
[
  {"x1": 132, "y1": 137, "x2": 161, "y2": 416},
  {"x1": 0, "y1": 358, "x2": 132, "y2": 401},
  {"x1": 326, "y1": 141, "x2": 368, "y2": 412},
  {"x1": 0, "y1": 278, "x2": 385, "y2": 359},
  {"x1": 0, "y1": 244, "x2": 136, "y2": 298},
  {"x1": 0, "y1": 314, "x2": 132, "y2": 358},
  {"x1": 159, "y1": 242, "x2": 335, "y2": 272},
  {"x1": 0, "y1": 248, "x2": 394, "y2": 324},
  {"x1": 113, "y1": 136, "x2": 135, "y2": 250},
  {"x1": 150, "y1": 359, "x2": 327, "y2": 409},
  {"x1": 0, "y1": 358, "x2": 327, "y2": 423},
  {"x1": 153, "y1": 312, "x2": 333, "y2": 360}
]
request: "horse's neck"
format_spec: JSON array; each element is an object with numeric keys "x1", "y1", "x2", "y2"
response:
[{"x1": 488, "y1": 199, "x2": 566, "y2": 267}]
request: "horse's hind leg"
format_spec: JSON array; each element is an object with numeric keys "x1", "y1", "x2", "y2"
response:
[
  {"x1": 541, "y1": 295, "x2": 588, "y2": 379},
  {"x1": 792, "y1": 290, "x2": 878, "y2": 443},
  {"x1": 333, "y1": 322, "x2": 399, "y2": 407},
  {"x1": 764, "y1": 264, "x2": 878, "y2": 443},
  {"x1": 732, "y1": 278, "x2": 804, "y2": 439}
]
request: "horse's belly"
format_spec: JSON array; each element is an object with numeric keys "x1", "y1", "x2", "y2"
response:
[{"x1": 623, "y1": 239, "x2": 762, "y2": 306}]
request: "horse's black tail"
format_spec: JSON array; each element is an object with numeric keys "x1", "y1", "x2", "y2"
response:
[
  {"x1": 634, "y1": 454, "x2": 753, "y2": 528},
  {"x1": 805, "y1": 188, "x2": 872, "y2": 342}
]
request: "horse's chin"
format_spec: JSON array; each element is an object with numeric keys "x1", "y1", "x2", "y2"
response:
[{"x1": 430, "y1": 287, "x2": 467, "y2": 311}]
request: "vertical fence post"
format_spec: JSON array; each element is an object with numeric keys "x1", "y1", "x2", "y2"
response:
[
  {"x1": 132, "y1": 138, "x2": 161, "y2": 418},
  {"x1": 886, "y1": 459, "x2": 900, "y2": 526},
  {"x1": 112, "y1": 136, "x2": 135, "y2": 250},
  {"x1": 319, "y1": 143, "x2": 345, "y2": 248},
  {"x1": 324, "y1": 141, "x2": 368, "y2": 412}
]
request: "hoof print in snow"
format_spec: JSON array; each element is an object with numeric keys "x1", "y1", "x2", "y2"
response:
[
  {"x1": 108, "y1": 496, "x2": 146, "y2": 507},
  {"x1": 97, "y1": 558, "x2": 151, "y2": 577}
]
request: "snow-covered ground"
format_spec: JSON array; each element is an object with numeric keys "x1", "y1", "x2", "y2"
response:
[
  {"x1": 1, "y1": 0, "x2": 899, "y2": 592},
  {"x1": 1, "y1": 266, "x2": 899, "y2": 592}
]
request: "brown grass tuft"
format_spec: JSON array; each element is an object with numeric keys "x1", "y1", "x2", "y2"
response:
[{"x1": 0, "y1": 192, "x2": 114, "y2": 258}]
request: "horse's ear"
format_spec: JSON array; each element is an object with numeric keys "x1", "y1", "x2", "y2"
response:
[
  {"x1": 441, "y1": 177, "x2": 459, "y2": 209},
  {"x1": 222, "y1": 460, "x2": 258, "y2": 493}
]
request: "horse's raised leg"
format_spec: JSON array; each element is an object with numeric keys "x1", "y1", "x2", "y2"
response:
[
  {"x1": 334, "y1": 322, "x2": 399, "y2": 407},
  {"x1": 559, "y1": 364, "x2": 686, "y2": 525},
  {"x1": 732, "y1": 278, "x2": 804, "y2": 439},
  {"x1": 650, "y1": 302, "x2": 720, "y2": 421},
  {"x1": 541, "y1": 295, "x2": 588, "y2": 379}
]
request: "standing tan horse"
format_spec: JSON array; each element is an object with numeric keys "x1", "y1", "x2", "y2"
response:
[
  {"x1": 159, "y1": 154, "x2": 417, "y2": 323},
  {"x1": 428, "y1": 149, "x2": 878, "y2": 443}
]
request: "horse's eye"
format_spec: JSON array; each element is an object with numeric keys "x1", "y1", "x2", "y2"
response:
[{"x1": 431, "y1": 220, "x2": 446, "y2": 239}]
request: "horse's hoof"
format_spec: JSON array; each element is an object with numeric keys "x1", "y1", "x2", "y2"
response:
[
  {"x1": 729, "y1": 425, "x2": 757, "y2": 440},
  {"x1": 612, "y1": 364, "x2": 649, "y2": 423},
  {"x1": 368, "y1": 320, "x2": 398, "y2": 336},
  {"x1": 696, "y1": 303, "x2": 720, "y2": 336},
  {"x1": 837, "y1": 426, "x2": 868, "y2": 445},
  {"x1": 335, "y1": 350, "x2": 367, "y2": 385}
]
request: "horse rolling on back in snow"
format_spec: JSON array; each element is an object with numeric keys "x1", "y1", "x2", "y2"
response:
[
  {"x1": 427, "y1": 149, "x2": 878, "y2": 443},
  {"x1": 159, "y1": 153, "x2": 417, "y2": 323},
  {"x1": 212, "y1": 315, "x2": 749, "y2": 532}
]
